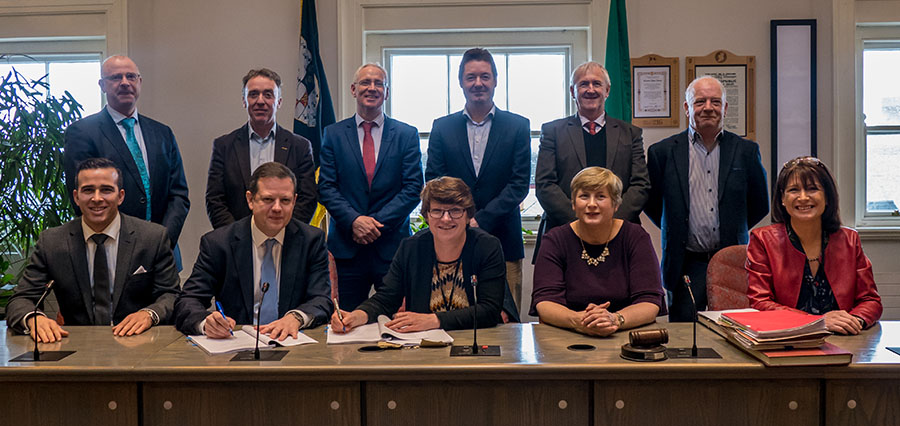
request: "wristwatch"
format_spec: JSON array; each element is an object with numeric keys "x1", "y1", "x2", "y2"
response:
[
  {"x1": 289, "y1": 310, "x2": 306, "y2": 329},
  {"x1": 615, "y1": 313, "x2": 626, "y2": 328}
]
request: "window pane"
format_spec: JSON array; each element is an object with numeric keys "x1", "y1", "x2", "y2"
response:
[
  {"x1": 0, "y1": 63, "x2": 48, "y2": 104},
  {"x1": 449, "y1": 55, "x2": 464, "y2": 112},
  {"x1": 493, "y1": 53, "x2": 508, "y2": 111},
  {"x1": 508, "y1": 54, "x2": 566, "y2": 132},
  {"x1": 390, "y1": 55, "x2": 448, "y2": 131},
  {"x1": 521, "y1": 136, "x2": 544, "y2": 218},
  {"x1": 863, "y1": 49, "x2": 900, "y2": 126},
  {"x1": 49, "y1": 61, "x2": 102, "y2": 115},
  {"x1": 866, "y1": 133, "x2": 900, "y2": 213}
]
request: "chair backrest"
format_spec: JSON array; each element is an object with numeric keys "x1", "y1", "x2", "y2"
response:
[{"x1": 706, "y1": 245, "x2": 750, "y2": 310}]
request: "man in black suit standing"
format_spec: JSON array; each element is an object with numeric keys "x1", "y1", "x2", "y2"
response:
[
  {"x1": 425, "y1": 48, "x2": 531, "y2": 310},
  {"x1": 64, "y1": 55, "x2": 189, "y2": 267},
  {"x1": 175, "y1": 162, "x2": 332, "y2": 340},
  {"x1": 7, "y1": 158, "x2": 179, "y2": 342},
  {"x1": 645, "y1": 76, "x2": 769, "y2": 321},
  {"x1": 535, "y1": 61, "x2": 649, "y2": 255},
  {"x1": 206, "y1": 68, "x2": 317, "y2": 228}
]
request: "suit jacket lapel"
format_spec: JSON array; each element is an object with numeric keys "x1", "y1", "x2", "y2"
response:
[
  {"x1": 111, "y1": 216, "x2": 135, "y2": 314},
  {"x1": 236, "y1": 124, "x2": 253, "y2": 187},
  {"x1": 273, "y1": 125, "x2": 290, "y2": 165},
  {"x1": 278, "y1": 222, "x2": 302, "y2": 315},
  {"x1": 673, "y1": 131, "x2": 691, "y2": 210},
  {"x1": 565, "y1": 115, "x2": 587, "y2": 169},
  {"x1": 138, "y1": 114, "x2": 161, "y2": 186},
  {"x1": 605, "y1": 118, "x2": 622, "y2": 170},
  {"x1": 232, "y1": 222, "x2": 256, "y2": 318},
  {"x1": 453, "y1": 112, "x2": 477, "y2": 179},
  {"x1": 100, "y1": 111, "x2": 145, "y2": 197},
  {"x1": 343, "y1": 119, "x2": 367, "y2": 180},
  {"x1": 373, "y1": 118, "x2": 395, "y2": 179},
  {"x1": 480, "y1": 111, "x2": 503, "y2": 177},
  {"x1": 67, "y1": 221, "x2": 95, "y2": 324},
  {"x1": 717, "y1": 133, "x2": 738, "y2": 202}
]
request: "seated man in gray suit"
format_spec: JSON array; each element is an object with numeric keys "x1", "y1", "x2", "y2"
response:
[
  {"x1": 7, "y1": 158, "x2": 180, "y2": 342},
  {"x1": 175, "y1": 162, "x2": 332, "y2": 340}
]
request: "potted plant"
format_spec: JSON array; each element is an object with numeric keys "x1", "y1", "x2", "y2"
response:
[{"x1": 1, "y1": 58, "x2": 84, "y2": 316}]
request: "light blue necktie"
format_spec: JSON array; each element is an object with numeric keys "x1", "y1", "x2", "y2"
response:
[
  {"x1": 120, "y1": 117, "x2": 151, "y2": 221},
  {"x1": 259, "y1": 238, "x2": 279, "y2": 325}
]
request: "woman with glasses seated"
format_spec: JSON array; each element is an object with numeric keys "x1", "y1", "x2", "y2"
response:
[
  {"x1": 531, "y1": 167, "x2": 666, "y2": 337},
  {"x1": 331, "y1": 177, "x2": 505, "y2": 332},
  {"x1": 747, "y1": 156, "x2": 882, "y2": 335}
]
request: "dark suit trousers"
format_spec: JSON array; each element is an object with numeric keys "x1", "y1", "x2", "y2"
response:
[
  {"x1": 334, "y1": 245, "x2": 391, "y2": 311},
  {"x1": 668, "y1": 256, "x2": 711, "y2": 322}
]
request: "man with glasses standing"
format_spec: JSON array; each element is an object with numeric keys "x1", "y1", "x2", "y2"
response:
[
  {"x1": 64, "y1": 55, "x2": 189, "y2": 268},
  {"x1": 318, "y1": 63, "x2": 423, "y2": 310}
]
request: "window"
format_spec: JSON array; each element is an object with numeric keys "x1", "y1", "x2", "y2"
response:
[
  {"x1": 862, "y1": 44, "x2": 900, "y2": 218},
  {"x1": 0, "y1": 54, "x2": 103, "y2": 116},
  {"x1": 385, "y1": 47, "x2": 571, "y2": 221}
]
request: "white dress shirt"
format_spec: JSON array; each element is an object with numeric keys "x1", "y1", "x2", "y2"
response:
[{"x1": 106, "y1": 106, "x2": 149, "y2": 175}]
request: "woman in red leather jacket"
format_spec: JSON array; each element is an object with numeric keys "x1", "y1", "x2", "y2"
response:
[{"x1": 746, "y1": 156, "x2": 882, "y2": 335}]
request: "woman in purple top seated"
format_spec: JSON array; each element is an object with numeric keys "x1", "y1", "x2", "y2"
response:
[{"x1": 531, "y1": 167, "x2": 666, "y2": 336}]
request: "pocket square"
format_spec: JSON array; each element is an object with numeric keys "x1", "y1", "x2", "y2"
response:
[{"x1": 132, "y1": 265, "x2": 148, "y2": 275}]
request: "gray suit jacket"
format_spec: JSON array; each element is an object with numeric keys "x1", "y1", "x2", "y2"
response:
[
  {"x1": 6, "y1": 214, "x2": 180, "y2": 332},
  {"x1": 536, "y1": 114, "x2": 650, "y2": 228}
]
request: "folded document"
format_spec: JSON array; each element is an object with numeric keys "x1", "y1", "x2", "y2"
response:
[
  {"x1": 188, "y1": 325, "x2": 318, "y2": 355},
  {"x1": 327, "y1": 315, "x2": 454, "y2": 346}
]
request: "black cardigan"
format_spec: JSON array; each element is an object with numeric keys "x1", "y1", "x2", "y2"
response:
[{"x1": 357, "y1": 227, "x2": 506, "y2": 330}]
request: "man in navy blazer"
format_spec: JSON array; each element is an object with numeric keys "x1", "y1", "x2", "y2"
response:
[
  {"x1": 64, "y1": 55, "x2": 189, "y2": 266},
  {"x1": 425, "y1": 48, "x2": 530, "y2": 309},
  {"x1": 206, "y1": 68, "x2": 317, "y2": 228},
  {"x1": 318, "y1": 63, "x2": 424, "y2": 310},
  {"x1": 646, "y1": 76, "x2": 769, "y2": 321},
  {"x1": 175, "y1": 163, "x2": 332, "y2": 339}
]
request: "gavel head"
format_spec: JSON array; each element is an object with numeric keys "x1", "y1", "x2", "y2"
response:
[{"x1": 628, "y1": 329, "x2": 669, "y2": 348}]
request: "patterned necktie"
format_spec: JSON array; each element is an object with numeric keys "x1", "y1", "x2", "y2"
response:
[
  {"x1": 258, "y1": 238, "x2": 279, "y2": 325},
  {"x1": 362, "y1": 121, "x2": 376, "y2": 187},
  {"x1": 120, "y1": 117, "x2": 151, "y2": 220},
  {"x1": 585, "y1": 121, "x2": 598, "y2": 135},
  {"x1": 90, "y1": 234, "x2": 112, "y2": 325}
]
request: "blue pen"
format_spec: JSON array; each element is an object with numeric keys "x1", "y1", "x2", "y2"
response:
[{"x1": 215, "y1": 301, "x2": 233, "y2": 336}]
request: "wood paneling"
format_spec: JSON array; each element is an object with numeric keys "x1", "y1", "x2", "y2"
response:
[
  {"x1": 827, "y1": 379, "x2": 900, "y2": 426},
  {"x1": 0, "y1": 382, "x2": 136, "y2": 426}
]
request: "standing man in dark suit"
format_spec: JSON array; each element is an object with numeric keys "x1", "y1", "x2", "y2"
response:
[
  {"x1": 175, "y1": 162, "x2": 332, "y2": 339},
  {"x1": 535, "y1": 61, "x2": 649, "y2": 232},
  {"x1": 7, "y1": 158, "x2": 179, "y2": 342},
  {"x1": 64, "y1": 55, "x2": 189, "y2": 268},
  {"x1": 646, "y1": 76, "x2": 769, "y2": 321},
  {"x1": 425, "y1": 48, "x2": 531, "y2": 309},
  {"x1": 318, "y1": 63, "x2": 423, "y2": 311},
  {"x1": 206, "y1": 68, "x2": 317, "y2": 228}
]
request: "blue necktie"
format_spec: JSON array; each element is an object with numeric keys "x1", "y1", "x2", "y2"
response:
[
  {"x1": 259, "y1": 238, "x2": 279, "y2": 325},
  {"x1": 120, "y1": 117, "x2": 151, "y2": 221}
]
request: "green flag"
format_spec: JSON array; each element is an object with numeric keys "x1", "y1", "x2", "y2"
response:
[{"x1": 605, "y1": 0, "x2": 631, "y2": 123}]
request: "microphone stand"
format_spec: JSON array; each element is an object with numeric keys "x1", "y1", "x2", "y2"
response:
[
  {"x1": 450, "y1": 275, "x2": 500, "y2": 356},
  {"x1": 11, "y1": 280, "x2": 75, "y2": 362},
  {"x1": 232, "y1": 282, "x2": 287, "y2": 362},
  {"x1": 664, "y1": 275, "x2": 720, "y2": 359}
]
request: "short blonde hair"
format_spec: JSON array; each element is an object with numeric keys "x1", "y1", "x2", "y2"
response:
[
  {"x1": 570, "y1": 62, "x2": 611, "y2": 88},
  {"x1": 570, "y1": 167, "x2": 623, "y2": 207}
]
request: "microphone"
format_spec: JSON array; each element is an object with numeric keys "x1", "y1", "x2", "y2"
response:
[
  {"x1": 254, "y1": 282, "x2": 269, "y2": 361},
  {"x1": 450, "y1": 275, "x2": 500, "y2": 357},
  {"x1": 32, "y1": 280, "x2": 56, "y2": 361},
  {"x1": 683, "y1": 275, "x2": 699, "y2": 357},
  {"x1": 11, "y1": 280, "x2": 75, "y2": 362},
  {"x1": 231, "y1": 282, "x2": 286, "y2": 362}
]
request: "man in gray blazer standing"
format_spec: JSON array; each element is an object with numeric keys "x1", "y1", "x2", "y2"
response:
[
  {"x1": 7, "y1": 158, "x2": 179, "y2": 342},
  {"x1": 535, "y1": 62, "x2": 650, "y2": 252}
]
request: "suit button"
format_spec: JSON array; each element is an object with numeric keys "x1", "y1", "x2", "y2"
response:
[{"x1": 140, "y1": 197, "x2": 146, "y2": 204}]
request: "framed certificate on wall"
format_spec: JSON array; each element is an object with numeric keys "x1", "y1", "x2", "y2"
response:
[{"x1": 631, "y1": 54, "x2": 679, "y2": 128}]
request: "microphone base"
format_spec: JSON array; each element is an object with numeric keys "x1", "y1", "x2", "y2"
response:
[
  {"x1": 450, "y1": 345, "x2": 501, "y2": 357},
  {"x1": 666, "y1": 347, "x2": 722, "y2": 359},
  {"x1": 230, "y1": 350, "x2": 288, "y2": 362},
  {"x1": 10, "y1": 351, "x2": 75, "y2": 362}
]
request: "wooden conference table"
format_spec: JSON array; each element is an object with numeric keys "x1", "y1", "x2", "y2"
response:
[{"x1": 2, "y1": 320, "x2": 899, "y2": 426}]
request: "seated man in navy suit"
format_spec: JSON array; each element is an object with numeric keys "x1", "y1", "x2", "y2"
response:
[
  {"x1": 175, "y1": 162, "x2": 332, "y2": 339},
  {"x1": 318, "y1": 63, "x2": 424, "y2": 310},
  {"x1": 7, "y1": 158, "x2": 179, "y2": 342}
]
